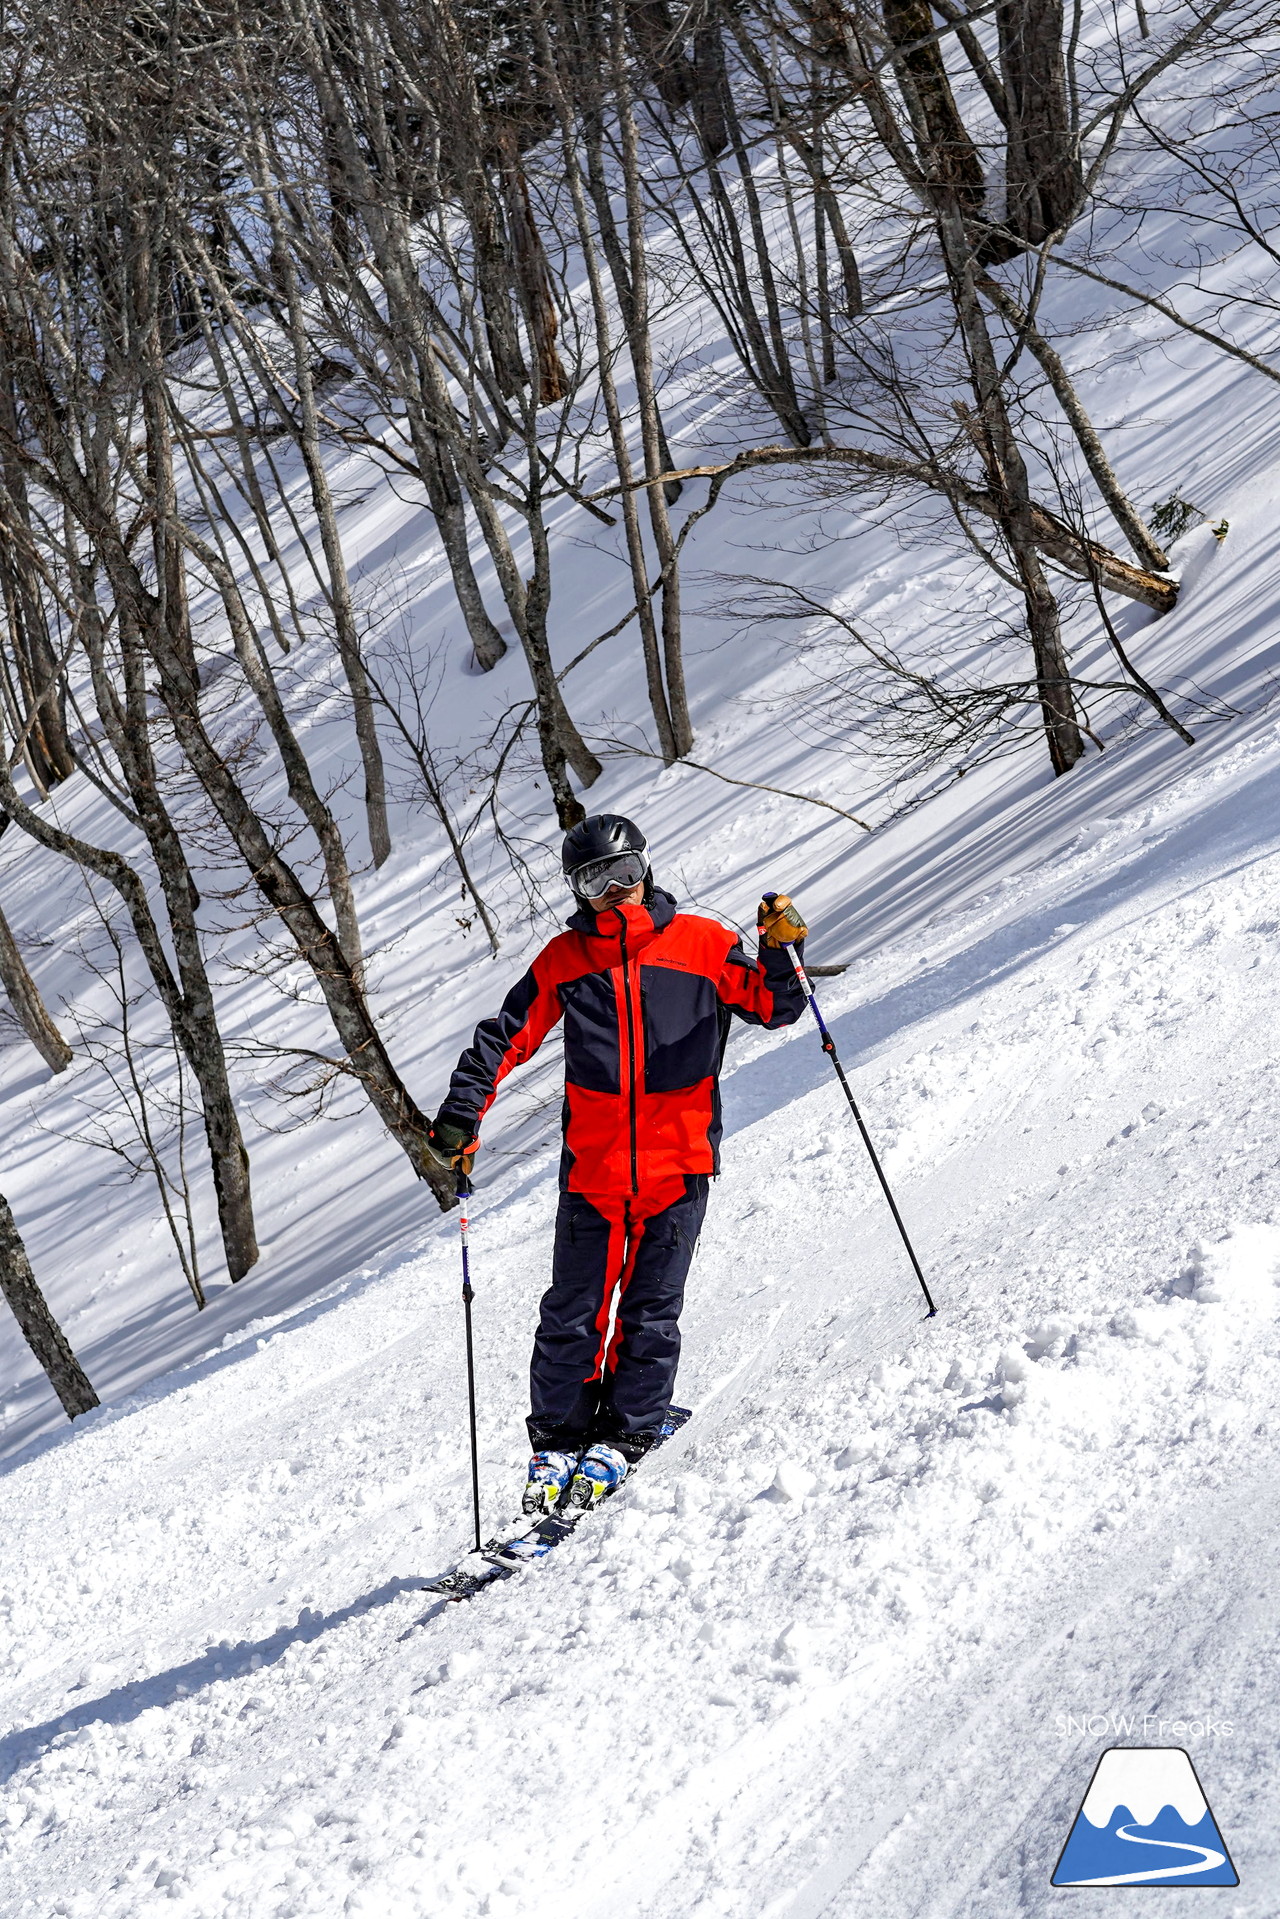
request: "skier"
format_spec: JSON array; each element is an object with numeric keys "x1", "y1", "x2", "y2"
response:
[{"x1": 427, "y1": 814, "x2": 808, "y2": 1520}]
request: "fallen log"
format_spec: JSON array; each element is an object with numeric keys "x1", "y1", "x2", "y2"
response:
[{"x1": 593, "y1": 443, "x2": 1177, "y2": 614}]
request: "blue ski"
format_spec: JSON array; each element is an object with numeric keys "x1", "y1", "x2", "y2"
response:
[{"x1": 417, "y1": 1408, "x2": 692, "y2": 1604}]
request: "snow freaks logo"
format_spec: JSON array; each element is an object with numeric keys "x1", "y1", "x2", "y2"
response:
[
  {"x1": 1051, "y1": 1748, "x2": 1238, "y2": 1888},
  {"x1": 1056, "y1": 1711, "x2": 1234, "y2": 1738}
]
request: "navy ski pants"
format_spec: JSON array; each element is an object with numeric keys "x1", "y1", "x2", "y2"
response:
[{"x1": 527, "y1": 1175, "x2": 709, "y2": 1459}]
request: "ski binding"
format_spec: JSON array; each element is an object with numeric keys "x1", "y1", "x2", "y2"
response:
[{"x1": 418, "y1": 1407, "x2": 691, "y2": 1604}]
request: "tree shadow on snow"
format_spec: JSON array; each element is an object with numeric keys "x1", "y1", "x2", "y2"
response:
[
  {"x1": 0, "y1": 1573, "x2": 431, "y2": 1787},
  {"x1": 723, "y1": 752, "x2": 1280, "y2": 1136}
]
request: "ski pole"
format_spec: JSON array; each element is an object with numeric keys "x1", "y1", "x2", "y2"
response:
[
  {"x1": 456, "y1": 1167, "x2": 483, "y2": 1553},
  {"x1": 785, "y1": 943, "x2": 938, "y2": 1318}
]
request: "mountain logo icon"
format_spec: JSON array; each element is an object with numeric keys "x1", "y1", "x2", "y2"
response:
[{"x1": 1052, "y1": 1747, "x2": 1238, "y2": 1887}]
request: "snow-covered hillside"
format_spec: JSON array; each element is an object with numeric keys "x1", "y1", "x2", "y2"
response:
[
  {"x1": 4, "y1": 515, "x2": 1280, "y2": 1914},
  {"x1": 5, "y1": 42, "x2": 1280, "y2": 1911}
]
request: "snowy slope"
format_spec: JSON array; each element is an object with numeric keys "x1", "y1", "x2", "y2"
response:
[
  {"x1": 4, "y1": 607, "x2": 1280, "y2": 1914},
  {"x1": 4, "y1": 64, "x2": 1280, "y2": 1916}
]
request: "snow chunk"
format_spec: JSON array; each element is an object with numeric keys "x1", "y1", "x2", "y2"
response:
[{"x1": 763, "y1": 1461, "x2": 816, "y2": 1503}]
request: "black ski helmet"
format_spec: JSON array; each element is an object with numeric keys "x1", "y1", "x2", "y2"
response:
[{"x1": 561, "y1": 813, "x2": 652, "y2": 904}]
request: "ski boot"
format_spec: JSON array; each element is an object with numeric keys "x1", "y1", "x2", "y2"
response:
[
  {"x1": 522, "y1": 1449, "x2": 580, "y2": 1517},
  {"x1": 565, "y1": 1442, "x2": 629, "y2": 1513}
]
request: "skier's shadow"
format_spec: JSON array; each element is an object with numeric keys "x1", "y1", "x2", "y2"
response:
[{"x1": 0, "y1": 1574, "x2": 428, "y2": 1788}]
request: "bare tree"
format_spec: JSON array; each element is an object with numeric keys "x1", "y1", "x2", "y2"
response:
[
  {"x1": 57, "y1": 906, "x2": 208, "y2": 1310},
  {"x1": 0, "y1": 874, "x2": 72, "y2": 1074},
  {"x1": 223, "y1": 107, "x2": 393, "y2": 870},
  {"x1": 612, "y1": 0, "x2": 1207, "y2": 776},
  {"x1": 0, "y1": 1, "x2": 460, "y2": 1212},
  {"x1": 0, "y1": 351, "x2": 76, "y2": 797},
  {"x1": 0, "y1": 144, "x2": 262, "y2": 1278},
  {"x1": 541, "y1": 3, "x2": 683, "y2": 761},
  {"x1": 0, "y1": 1190, "x2": 98, "y2": 1420},
  {"x1": 266, "y1": 0, "x2": 603, "y2": 826}
]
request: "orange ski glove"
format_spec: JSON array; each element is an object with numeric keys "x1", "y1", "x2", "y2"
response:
[{"x1": 757, "y1": 892, "x2": 809, "y2": 948}]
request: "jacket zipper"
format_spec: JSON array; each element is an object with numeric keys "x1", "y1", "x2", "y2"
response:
[{"x1": 618, "y1": 913, "x2": 640, "y2": 1195}]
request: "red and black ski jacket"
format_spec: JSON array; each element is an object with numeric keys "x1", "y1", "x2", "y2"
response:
[{"x1": 438, "y1": 890, "x2": 805, "y2": 1196}]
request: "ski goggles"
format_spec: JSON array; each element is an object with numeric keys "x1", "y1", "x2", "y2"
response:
[{"x1": 569, "y1": 850, "x2": 649, "y2": 899}]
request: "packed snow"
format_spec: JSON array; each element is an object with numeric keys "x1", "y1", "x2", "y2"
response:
[{"x1": 4, "y1": 77, "x2": 1280, "y2": 1919}]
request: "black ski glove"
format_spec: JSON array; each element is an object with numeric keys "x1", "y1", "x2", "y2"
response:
[
  {"x1": 757, "y1": 891, "x2": 809, "y2": 949},
  {"x1": 427, "y1": 1117, "x2": 477, "y2": 1175}
]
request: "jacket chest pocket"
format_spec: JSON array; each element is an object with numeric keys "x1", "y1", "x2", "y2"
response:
[
  {"x1": 639, "y1": 965, "x2": 721, "y2": 1092},
  {"x1": 559, "y1": 972, "x2": 621, "y2": 1093}
]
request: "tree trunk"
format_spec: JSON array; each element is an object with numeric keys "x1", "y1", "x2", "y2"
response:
[
  {"x1": 0, "y1": 358, "x2": 75, "y2": 792},
  {"x1": 376, "y1": 233, "x2": 603, "y2": 797},
  {"x1": 60, "y1": 546, "x2": 451, "y2": 1209},
  {"x1": 113, "y1": 602, "x2": 260, "y2": 1282},
  {"x1": 495, "y1": 127, "x2": 567, "y2": 407},
  {"x1": 938, "y1": 203, "x2": 1085, "y2": 773},
  {"x1": 425, "y1": 1, "x2": 529, "y2": 399},
  {"x1": 0, "y1": 893, "x2": 72, "y2": 1073},
  {"x1": 185, "y1": 220, "x2": 510, "y2": 677},
  {"x1": 931, "y1": 0, "x2": 1012, "y2": 124},
  {"x1": 713, "y1": 54, "x2": 815, "y2": 447},
  {"x1": 545, "y1": 37, "x2": 679, "y2": 762},
  {"x1": 149, "y1": 657, "x2": 454, "y2": 1204},
  {"x1": 174, "y1": 493, "x2": 367, "y2": 987},
  {"x1": 997, "y1": 0, "x2": 1082, "y2": 241},
  {"x1": 1, "y1": 661, "x2": 260, "y2": 1283},
  {"x1": 413, "y1": 434, "x2": 510, "y2": 672},
  {"x1": 692, "y1": 20, "x2": 729, "y2": 155},
  {"x1": 0, "y1": 1190, "x2": 98, "y2": 1420},
  {"x1": 579, "y1": 103, "x2": 683, "y2": 502},
  {"x1": 621, "y1": 443, "x2": 1177, "y2": 610},
  {"x1": 140, "y1": 367, "x2": 200, "y2": 688},
  {"x1": 883, "y1": 0, "x2": 987, "y2": 209},
  {"x1": 66, "y1": 508, "x2": 452, "y2": 1204},
  {"x1": 729, "y1": 18, "x2": 864, "y2": 321},
  {"x1": 125, "y1": 195, "x2": 362, "y2": 985},
  {"x1": 867, "y1": 19, "x2": 1083, "y2": 771},
  {"x1": 1018, "y1": 544, "x2": 1081, "y2": 775},
  {"x1": 627, "y1": 0, "x2": 695, "y2": 108},
  {"x1": 613, "y1": 4, "x2": 695, "y2": 757},
  {"x1": 0, "y1": 518, "x2": 454, "y2": 1220},
  {"x1": 241, "y1": 131, "x2": 392, "y2": 873}
]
